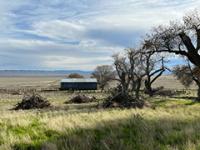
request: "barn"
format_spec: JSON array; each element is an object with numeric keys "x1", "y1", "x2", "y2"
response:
[{"x1": 60, "y1": 78, "x2": 97, "y2": 90}]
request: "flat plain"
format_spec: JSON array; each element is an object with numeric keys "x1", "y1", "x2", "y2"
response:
[{"x1": 0, "y1": 75, "x2": 196, "y2": 90}]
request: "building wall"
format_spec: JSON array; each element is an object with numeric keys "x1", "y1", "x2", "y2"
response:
[{"x1": 60, "y1": 82, "x2": 97, "y2": 90}]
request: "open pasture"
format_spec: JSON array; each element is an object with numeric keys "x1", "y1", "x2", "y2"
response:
[
  {"x1": 0, "y1": 75, "x2": 196, "y2": 90},
  {"x1": 0, "y1": 76, "x2": 199, "y2": 150}
]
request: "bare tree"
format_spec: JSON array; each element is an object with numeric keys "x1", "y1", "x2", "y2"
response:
[
  {"x1": 127, "y1": 49, "x2": 146, "y2": 99},
  {"x1": 102, "y1": 50, "x2": 146, "y2": 108},
  {"x1": 143, "y1": 10, "x2": 200, "y2": 68},
  {"x1": 173, "y1": 62, "x2": 200, "y2": 101},
  {"x1": 113, "y1": 53, "x2": 130, "y2": 95},
  {"x1": 113, "y1": 49, "x2": 146, "y2": 99},
  {"x1": 144, "y1": 52, "x2": 167, "y2": 96},
  {"x1": 92, "y1": 65, "x2": 115, "y2": 90}
]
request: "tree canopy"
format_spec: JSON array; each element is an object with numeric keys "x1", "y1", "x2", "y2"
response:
[{"x1": 143, "y1": 10, "x2": 200, "y2": 68}]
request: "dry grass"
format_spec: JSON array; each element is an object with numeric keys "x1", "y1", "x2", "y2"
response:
[
  {"x1": 0, "y1": 76, "x2": 199, "y2": 150},
  {"x1": 0, "y1": 91, "x2": 200, "y2": 149},
  {"x1": 153, "y1": 75, "x2": 197, "y2": 90},
  {"x1": 0, "y1": 76, "x2": 61, "y2": 91}
]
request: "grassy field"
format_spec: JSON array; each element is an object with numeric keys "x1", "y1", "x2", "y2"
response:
[{"x1": 0, "y1": 76, "x2": 200, "y2": 150}]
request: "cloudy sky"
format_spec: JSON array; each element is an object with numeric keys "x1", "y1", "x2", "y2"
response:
[{"x1": 0, "y1": 0, "x2": 199, "y2": 70}]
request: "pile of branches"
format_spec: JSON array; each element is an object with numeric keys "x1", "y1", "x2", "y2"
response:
[
  {"x1": 102, "y1": 87, "x2": 145, "y2": 108},
  {"x1": 66, "y1": 94, "x2": 96, "y2": 104},
  {"x1": 14, "y1": 93, "x2": 51, "y2": 110},
  {"x1": 103, "y1": 92, "x2": 144, "y2": 108}
]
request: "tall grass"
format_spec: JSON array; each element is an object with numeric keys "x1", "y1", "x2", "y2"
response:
[{"x1": 0, "y1": 94, "x2": 200, "y2": 150}]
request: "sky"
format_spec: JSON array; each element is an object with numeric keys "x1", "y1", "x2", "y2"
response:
[{"x1": 0, "y1": 0, "x2": 199, "y2": 71}]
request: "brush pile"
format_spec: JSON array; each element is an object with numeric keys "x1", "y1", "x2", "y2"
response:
[
  {"x1": 14, "y1": 93, "x2": 51, "y2": 110},
  {"x1": 67, "y1": 94, "x2": 96, "y2": 104},
  {"x1": 103, "y1": 92, "x2": 144, "y2": 108}
]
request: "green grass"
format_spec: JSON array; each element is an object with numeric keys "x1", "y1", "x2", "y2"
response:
[{"x1": 0, "y1": 91, "x2": 200, "y2": 150}]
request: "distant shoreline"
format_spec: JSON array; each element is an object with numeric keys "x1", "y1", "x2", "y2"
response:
[{"x1": 0, "y1": 70, "x2": 92, "y2": 77}]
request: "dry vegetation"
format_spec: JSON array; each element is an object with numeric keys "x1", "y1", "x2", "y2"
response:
[
  {"x1": 0, "y1": 76, "x2": 61, "y2": 91},
  {"x1": 0, "y1": 76, "x2": 199, "y2": 150},
  {"x1": 153, "y1": 75, "x2": 197, "y2": 90}
]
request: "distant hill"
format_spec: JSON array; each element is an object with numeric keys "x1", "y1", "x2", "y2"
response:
[{"x1": 0, "y1": 70, "x2": 92, "y2": 77}]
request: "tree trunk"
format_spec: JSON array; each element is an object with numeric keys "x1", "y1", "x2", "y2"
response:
[
  {"x1": 100, "y1": 85, "x2": 104, "y2": 92},
  {"x1": 121, "y1": 83, "x2": 128, "y2": 96},
  {"x1": 144, "y1": 80, "x2": 153, "y2": 97},
  {"x1": 179, "y1": 32, "x2": 200, "y2": 68},
  {"x1": 131, "y1": 81, "x2": 136, "y2": 93},
  {"x1": 135, "y1": 78, "x2": 141, "y2": 100},
  {"x1": 187, "y1": 53, "x2": 200, "y2": 68},
  {"x1": 197, "y1": 84, "x2": 200, "y2": 102},
  {"x1": 147, "y1": 86, "x2": 153, "y2": 97}
]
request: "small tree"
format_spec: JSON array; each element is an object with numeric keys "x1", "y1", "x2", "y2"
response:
[
  {"x1": 68, "y1": 73, "x2": 84, "y2": 78},
  {"x1": 92, "y1": 65, "x2": 115, "y2": 90},
  {"x1": 173, "y1": 62, "x2": 200, "y2": 101}
]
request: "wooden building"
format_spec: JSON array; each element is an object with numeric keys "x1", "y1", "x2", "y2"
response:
[{"x1": 60, "y1": 78, "x2": 97, "y2": 90}]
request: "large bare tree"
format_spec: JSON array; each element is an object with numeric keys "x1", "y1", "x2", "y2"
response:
[
  {"x1": 143, "y1": 10, "x2": 200, "y2": 68},
  {"x1": 113, "y1": 49, "x2": 146, "y2": 99}
]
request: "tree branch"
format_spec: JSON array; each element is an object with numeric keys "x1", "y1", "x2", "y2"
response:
[
  {"x1": 150, "y1": 69, "x2": 165, "y2": 85},
  {"x1": 179, "y1": 32, "x2": 196, "y2": 52},
  {"x1": 197, "y1": 29, "x2": 200, "y2": 50},
  {"x1": 146, "y1": 49, "x2": 188, "y2": 56},
  {"x1": 150, "y1": 68, "x2": 164, "y2": 77}
]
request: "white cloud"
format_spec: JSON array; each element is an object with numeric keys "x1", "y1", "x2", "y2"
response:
[
  {"x1": 0, "y1": 0, "x2": 200, "y2": 70},
  {"x1": 43, "y1": 56, "x2": 112, "y2": 70},
  {"x1": 0, "y1": 38, "x2": 117, "y2": 70},
  {"x1": 30, "y1": 20, "x2": 85, "y2": 41}
]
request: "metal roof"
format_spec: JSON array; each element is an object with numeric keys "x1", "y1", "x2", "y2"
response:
[{"x1": 61, "y1": 78, "x2": 97, "y2": 83}]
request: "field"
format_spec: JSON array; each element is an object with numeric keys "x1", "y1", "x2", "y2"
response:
[{"x1": 0, "y1": 76, "x2": 200, "y2": 150}]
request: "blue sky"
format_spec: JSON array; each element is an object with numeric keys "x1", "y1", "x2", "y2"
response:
[{"x1": 0, "y1": 0, "x2": 199, "y2": 70}]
